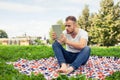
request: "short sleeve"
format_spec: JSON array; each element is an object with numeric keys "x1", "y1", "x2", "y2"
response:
[{"x1": 80, "y1": 30, "x2": 88, "y2": 41}]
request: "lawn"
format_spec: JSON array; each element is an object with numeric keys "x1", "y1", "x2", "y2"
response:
[{"x1": 0, "y1": 45, "x2": 120, "y2": 80}]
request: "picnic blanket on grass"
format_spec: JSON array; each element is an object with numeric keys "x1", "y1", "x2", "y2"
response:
[{"x1": 8, "y1": 56, "x2": 120, "y2": 80}]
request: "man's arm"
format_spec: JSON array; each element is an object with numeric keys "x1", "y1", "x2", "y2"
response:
[
  {"x1": 65, "y1": 38, "x2": 87, "y2": 49},
  {"x1": 58, "y1": 34, "x2": 87, "y2": 49}
]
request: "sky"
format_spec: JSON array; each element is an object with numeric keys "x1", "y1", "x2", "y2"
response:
[{"x1": 0, "y1": 0, "x2": 118, "y2": 39}]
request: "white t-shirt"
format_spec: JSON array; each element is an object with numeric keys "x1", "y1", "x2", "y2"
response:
[{"x1": 63, "y1": 29, "x2": 88, "y2": 53}]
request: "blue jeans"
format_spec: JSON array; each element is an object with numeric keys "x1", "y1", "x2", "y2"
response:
[{"x1": 52, "y1": 40, "x2": 91, "y2": 70}]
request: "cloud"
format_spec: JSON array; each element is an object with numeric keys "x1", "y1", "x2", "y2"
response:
[
  {"x1": 0, "y1": 20, "x2": 52, "y2": 38},
  {"x1": 68, "y1": 0, "x2": 99, "y2": 4},
  {"x1": 0, "y1": 0, "x2": 107, "y2": 39},
  {"x1": 0, "y1": 0, "x2": 83, "y2": 15},
  {"x1": 0, "y1": 0, "x2": 94, "y2": 15},
  {"x1": 0, "y1": 1, "x2": 45, "y2": 13}
]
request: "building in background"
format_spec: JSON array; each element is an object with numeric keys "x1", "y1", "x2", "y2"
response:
[{"x1": 0, "y1": 35, "x2": 42, "y2": 46}]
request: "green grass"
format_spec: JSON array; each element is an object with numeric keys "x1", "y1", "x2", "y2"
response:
[
  {"x1": 105, "y1": 71, "x2": 120, "y2": 80},
  {"x1": 0, "y1": 45, "x2": 120, "y2": 80},
  {"x1": 0, "y1": 45, "x2": 120, "y2": 62},
  {"x1": 0, "y1": 62, "x2": 46, "y2": 80},
  {"x1": 0, "y1": 45, "x2": 54, "y2": 62},
  {"x1": 91, "y1": 46, "x2": 120, "y2": 57}
]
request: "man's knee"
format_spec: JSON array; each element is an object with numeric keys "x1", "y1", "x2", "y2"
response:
[
  {"x1": 52, "y1": 40, "x2": 60, "y2": 48},
  {"x1": 84, "y1": 46, "x2": 91, "y2": 52}
]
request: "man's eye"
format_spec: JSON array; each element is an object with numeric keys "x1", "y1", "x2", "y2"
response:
[{"x1": 65, "y1": 25, "x2": 71, "y2": 27}]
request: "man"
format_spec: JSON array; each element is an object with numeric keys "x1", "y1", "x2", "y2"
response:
[{"x1": 52, "y1": 16, "x2": 91, "y2": 74}]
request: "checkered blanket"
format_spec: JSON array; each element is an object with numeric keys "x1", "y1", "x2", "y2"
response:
[{"x1": 8, "y1": 56, "x2": 120, "y2": 80}]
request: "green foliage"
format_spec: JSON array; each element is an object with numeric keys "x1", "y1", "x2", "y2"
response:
[
  {"x1": 56, "y1": 20, "x2": 65, "y2": 30},
  {"x1": 34, "y1": 39, "x2": 45, "y2": 45},
  {"x1": 53, "y1": 74, "x2": 69, "y2": 80},
  {"x1": 91, "y1": 46, "x2": 120, "y2": 57},
  {"x1": 0, "y1": 45, "x2": 54, "y2": 62},
  {"x1": 52, "y1": 74, "x2": 88, "y2": 80},
  {"x1": 0, "y1": 29, "x2": 8, "y2": 38},
  {"x1": 0, "y1": 62, "x2": 46, "y2": 80},
  {"x1": 0, "y1": 45, "x2": 120, "y2": 80},
  {"x1": 53, "y1": 0, "x2": 120, "y2": 47},
  {"x1": 78, "y1": 5, "x2": 91, "y2": 32},
  {"x1": 0, "y1": 45, "x2": 120, "y2": 62},
  {"x1": 49, "y1": 0, "x2": 120, "y2": 47},
  {"x1": 89, "y1": 0, "x2": 120, "y2": 46},
  {"x1": 105, "y1": 71, "x2": 120, "y2": 80}
]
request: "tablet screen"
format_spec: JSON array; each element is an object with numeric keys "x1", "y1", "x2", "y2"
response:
[{"x1": 52, "y1": 25, "x2": 62, "y2": 39}]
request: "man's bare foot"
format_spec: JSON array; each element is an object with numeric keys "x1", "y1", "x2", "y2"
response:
[
  {"x1": 57, "y1": 63, "x2": 68, "y2": 73},
  {"x1": 66, "y1": 66, "x2": 74, "y2": 74},
  {"x1": 57, "y1": 64, "x2": 74, "y2": 75}
]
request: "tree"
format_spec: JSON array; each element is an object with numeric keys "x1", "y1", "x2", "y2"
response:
[
  {"x1": 89, "y1": 0, "x2": 120, "y2": 46},
  {"x1": 0, "y1": 29, "x2": 8, "y2": 38},
  {"x1": 34, "y1": 39, "x2": 45, "y2": 45},
  {"x1": 78, "y1": 5, "x2": 92, "y2": 45},
  {"x1": 78, "y1": 5, "x2": 91, "y2": 32},
  {"x1": 56, "y1": 20, "x2": 65, "y2": 30},
  {"x1": 89, "y1": 13, "x2": 101, "y2": 45}
]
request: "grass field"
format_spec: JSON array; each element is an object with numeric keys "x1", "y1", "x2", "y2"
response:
[{"x1": 0, "y1": 45, "x2": 120, "y2": 80}]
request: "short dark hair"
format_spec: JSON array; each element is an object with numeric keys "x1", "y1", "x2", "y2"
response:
[{"x1": 65, "y1": 16, "x2": 77, "y2": 22}]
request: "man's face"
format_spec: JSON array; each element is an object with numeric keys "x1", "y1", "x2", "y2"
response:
[{"x1": 65, "y1": 20, "x2": 76, "y2": 34}]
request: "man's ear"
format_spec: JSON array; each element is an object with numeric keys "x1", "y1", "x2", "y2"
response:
[{"x1": 74, "y1": 23, "x2": 77, "y2": 27}]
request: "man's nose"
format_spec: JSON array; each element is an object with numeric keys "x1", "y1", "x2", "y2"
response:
[{"x1": 65, "y1": 26, "x2": 68, "y2": 30}]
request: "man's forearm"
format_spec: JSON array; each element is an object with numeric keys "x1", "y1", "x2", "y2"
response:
[{"x1": 65, "y1": 40, "x2": 85, "y2": 49}]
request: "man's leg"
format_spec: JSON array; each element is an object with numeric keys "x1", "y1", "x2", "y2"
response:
[
  {"x1": 52, "y1": 40, "x2": 66, "y2": 65},
  {"x1": 68, "y1": 46, "x2": 91, "y2": 73},
  {"x1": 52, "y1": 40, "x2": 69, "y2": 72}
]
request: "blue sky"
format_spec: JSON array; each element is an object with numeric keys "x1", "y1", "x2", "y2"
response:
[{"x1": 0, "y1": 0, "x2": 118, "y2": 39}]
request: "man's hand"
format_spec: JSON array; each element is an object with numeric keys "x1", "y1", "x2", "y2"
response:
[
  {"x1": 52, "y1": 32, "x2": 57, "y2": 40},
  {"x1": 58, "y1": 34, "x2": 67, "y2": 44},
  {"x1": 52, "y1": 33, "x2": 67, "y2": 44}
]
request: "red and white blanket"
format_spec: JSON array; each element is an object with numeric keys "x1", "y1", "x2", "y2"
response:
[{"x1": 8, "y1": 56, "x2": 120, "y2": 80}]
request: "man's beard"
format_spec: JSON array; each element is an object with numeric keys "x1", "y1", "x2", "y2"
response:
[{"x1": 67, "y1": 29, "x2": 74, "y2": 34}]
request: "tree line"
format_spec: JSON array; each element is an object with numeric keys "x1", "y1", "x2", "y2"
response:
[
  {"x1": 1, "y1": 0, "x2": 119, "y2": 47},
  {"x1": 49, "y1": 0, "x2": 120, "y2": 47}
]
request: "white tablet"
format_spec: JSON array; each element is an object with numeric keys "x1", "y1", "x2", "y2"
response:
[{"x1": 52, "y1": 25, "x2": 62, "y2": 39}]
